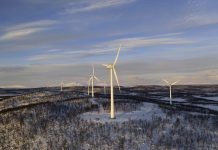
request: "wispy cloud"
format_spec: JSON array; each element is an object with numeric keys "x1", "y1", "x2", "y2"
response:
[
  {"x1": 0, "y1": 20, "x2": 57, "y2": 41},
  {"x1": 28, "y1": 54, "x2": 67, "y2": 61},
  {"x1": 96, "y1": 36, "x2": 194, "y2": 50},
  {"x1": 28, "y1": 34, "x2": 194, "y2": 61},
  {"x1": 28, "y1": 48, "x2": 114, "y2": 61},
  {"x1": 173, "y1": 13, "x2": 218, "y2": 29},
  {"x1": 4, "y1": 20, "x2": 57, "y2": 31},
  {"x1": 62, "y1": 0, "x2": 136, "y2": 14},
  {"x1": 0, "y1": 28, "x2": 45, "y2": 41}
]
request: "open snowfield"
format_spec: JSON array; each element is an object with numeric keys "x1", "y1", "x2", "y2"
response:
[{"x1": 81, "y1": 103, "x2": 164, "y2": 123}]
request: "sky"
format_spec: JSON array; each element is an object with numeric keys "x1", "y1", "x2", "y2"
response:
[{"x1": 0, "y1": 0, "x2": 218, "y2": 88}]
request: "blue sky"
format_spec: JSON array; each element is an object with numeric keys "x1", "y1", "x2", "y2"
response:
[{"x1": 0, "y1": 0, "x2": 218, "y2": 88}]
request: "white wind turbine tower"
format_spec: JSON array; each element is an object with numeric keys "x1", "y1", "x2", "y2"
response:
[
  {"x1": 88, "y1": 65, "x2": 100, "y2": 98},
  {"x1": 103, "y1": 81, "x2": 106, "y2": 94},
  {"x1": 99, "y1": 80, "x2": 107, "y2": 94},
  {"x1": 162, "y1": 79, "x2": 180, "y2": 105},
  {"x1": 102, "y1": 46, "x2": 121, "y2": 119},
  {"x1": 60, "y1": 80, "x2": 64, "y2": 92},
  {"x1": 87, "y1": 80, "x2": 90, "y2": 95}
]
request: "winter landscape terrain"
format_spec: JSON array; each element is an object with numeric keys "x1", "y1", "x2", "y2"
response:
[
  {"x1": 0, "y1": 85, "x2": 218, "y2": 150},
  {"x1": 1, "y1": 0, "x2": 218, "y2": 149}
]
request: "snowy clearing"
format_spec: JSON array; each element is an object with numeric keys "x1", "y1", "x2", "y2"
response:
[{"x1": 80, "y1": 102, "x2": 164, "y2": 123}]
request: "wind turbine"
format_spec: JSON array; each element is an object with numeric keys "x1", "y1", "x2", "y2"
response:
[
  {"x1": 88, "y1": 65, "x2": 100, "y2": 97},
  {"x1": 102, "y1": 46, "x2": 121, "y2": 119},
  {"x1": 60, "y1": 80, "x2": 64, "y2": 92},
  {"x1": 162, "y1": 79, "x2": 180, "y2": 105},
  {"x1": 103, "y1": 81, "x2": 106, "y2": 94},
  {"x1": 87, "y1": 80, "x2": 90, "y2": 95}
]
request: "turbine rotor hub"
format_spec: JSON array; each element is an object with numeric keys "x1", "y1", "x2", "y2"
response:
[{"x1": 106, "y1": 64, "x2": 113, "y2": 69}]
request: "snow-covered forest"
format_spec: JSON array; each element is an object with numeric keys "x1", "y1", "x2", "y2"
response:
[{"x1": 0, "y1": 85, "x2": 218, "y2": 149}]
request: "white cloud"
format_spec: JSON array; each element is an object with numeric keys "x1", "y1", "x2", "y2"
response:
[
  {"x1": 174, "y1": 13, "x2": 218, "y2": 29},
  {"x1": 97, "y1": 36, "x2": 194, "y2": 50},
  {"x1": 5, "y1": 20, "x2": 57, "y2": 31},
  {"x1": 0, "y1": 28, "x2": 44, "y2": 41},
  {"x1": 0, "y1": 20, "x2": 57, "y2": 41},
  {"x1": 28, "y1": 54, "x2": 67, "y2": 61},
  {"x1": 28, "y1": 48, "x2": 115, "y2": 61},
  {"x1": 46, "y1": 49, "x2": 63, "y2": 53},
  {"x1": 28, "y1": 34, "x2": 193, "y2": 62},
  {"x1": 62, "y1": 0, "x2": 136, "y2": 14}
]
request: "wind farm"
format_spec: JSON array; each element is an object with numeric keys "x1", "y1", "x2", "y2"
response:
[
  {"x1": 162, "y1": 79, "x2": 180, "y2": 105},
  {"x1": 1, "y1": 0, "x2": 218, "y2": 150}
]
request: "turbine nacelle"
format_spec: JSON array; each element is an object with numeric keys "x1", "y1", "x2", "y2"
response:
[
  {"x1": 102, "y1": 64, "x2": 113, "y2": 69},
  {"x1": 162, "y1": 79, "x2": 180, "y2": 86}
]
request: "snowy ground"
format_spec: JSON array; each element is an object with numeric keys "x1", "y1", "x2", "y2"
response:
[
  {"x1": 80, "y1": 102, "x2": 164, "y2": 123},
  {"x1": 194, "y1": 96, "x2": 218, "y2": 101},
  {"x1": 197, "y1": 104, "x2": 218, "y2": 111},
  {"x1": 148, "y1": 92, "x2": 163, "y2": 95},
  {"x1": 0, "y1": 94, "x2": 21, "y2": 96},
  {"x1": 138, "y1": 143, "x2": 149, "y2": 150},
  {"x1": 160, "y1": 97, "x2": 187, "y2": 102}
]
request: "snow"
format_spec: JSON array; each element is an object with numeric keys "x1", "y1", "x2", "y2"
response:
[
  {"x1": 89, "y1": 98, "x2": 104, "y2": 113},
  {"x1": 138, "y1": 142, "x2": 149, "y2": 150},
  {"x1": 197, "y1": 104, "x2": 218, "y2": 111},
  {"x1": 149, "y1": 92, "x2": 162, "y2": 94},
  {"x1": 160, "y1": 97, "x2": 186, "y2": 102},
  {"x1": 194, "y1": 95, "x2": 218, "y2": 111},
  {"x1": 80, "y1": 103, "x2": 164, "y2": 123},
  {"x1": 0, "y1": 94, "x2": 20, "y2": 96},
  {"x1": 194, "y1": 96, "x2": 218, "y2": 101},
  {"x1": 129, "y1": 92, "x2": 139, "y2": 96}
]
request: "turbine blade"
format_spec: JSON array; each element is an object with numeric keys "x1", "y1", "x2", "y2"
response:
[
  {"x1": 162, "y1": 79, "x2": 170, "y2": 85},
  {"x1": 113, "y1": 67, "x2": 121, "y2": 92},
  {"x1": 172, "y1": 80, "x2": 180, "y2": 85},
  {"x1": 88, "y1": 81, "x2": 90, "y2": 86},
  {"x1": 94, "y1": 76, "x2": 100, "y2": 81},
  {"x1": 92, "y1": 64, "x2": 94, "y2": 75},
  {"x1": 89, "y1": 77, "x2": 92, "y2": 81},
  {"x1": 102, "y1": 64, "x2": 110, "y2": 68},
  {"x1": 113, "y1": 46, "x2": 121, "y2": 65}
]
